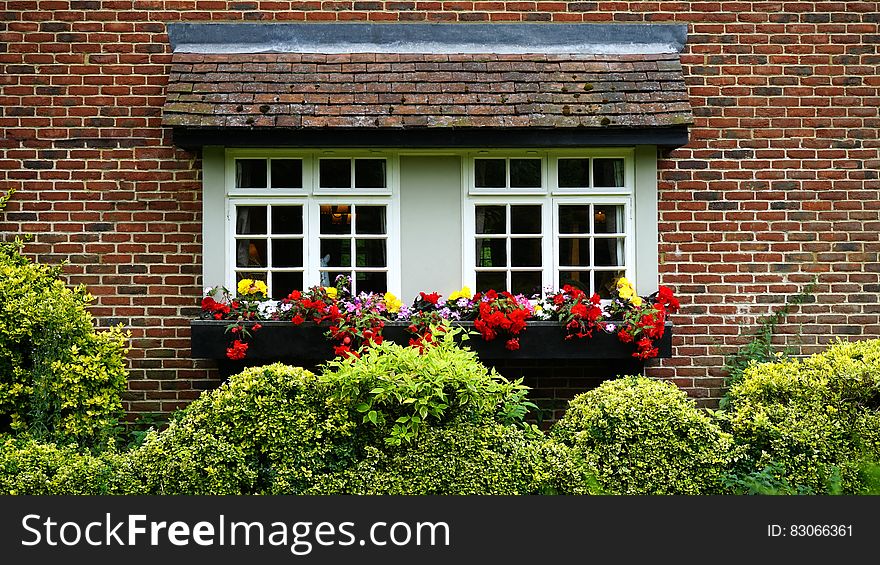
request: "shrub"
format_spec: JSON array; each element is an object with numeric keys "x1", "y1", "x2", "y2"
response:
[
  {"x1": 303, "y1": 423, "x2": 599, "y2": 495},
  {"x1": 0, "y1": 437, "x2": 139, "y2": 495},
  {"x1": 552, "y1": 376, "x2": 734, "y2": 494},
  {"x1": 723, "y1": 338, "x2": 880, "y2": 494},
  {"x1": 320, "y1": 326, "x2": 535, "y2": 445},
  {"x1": 0, "y1": 240, "x2": 128, "y2": 446}
]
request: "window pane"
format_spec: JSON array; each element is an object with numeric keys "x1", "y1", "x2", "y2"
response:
[
  {"x1": 558, "y1": 238, "x2": 590, "y2": 267},
  {"x1": 593, "y1": 204, "x2": 623, "y2": 234},
  {"x1": 475, "y1": 206, "x2": 506, "y2": 234},
  {"x1": 355, "y1": 206, "x2": 386, "y2": 235},
  {"x1": 319, "y1": 159, "x2": 351, "y2": 188},
  {"x1": 356, "y1": 239, "x2": 386, "y2": 268},
  {"x1": 510, "y1": 205, "x2": 541, "y2": 234},
  {"x1": 558, "y1": 270, "x2": 588, "y2": 293},
  {"x1": 476, "y1": 271, "x2": 506, "y2": 293},
  {"x1": 595, "y1": 270, "x2": 625, "y2": 299},
  {"x1": 558, "y1": 158, "x2": 589, "y2": 188},
  {"x1": 235, "y1": 159, "x2": 267, "y2": 188},
  {"x1": 511, "y1": 238, "x2": 542, "y2": 267},
  {"x1": 319, "y1": 205, "x2": 351, "y2": 235},
  {"x1": 236, "y1": 271, "x2": 267, "y2": 286},
  {"x1": 474, "y1": 159, "x2": 506, "y2": 188},
  {"x1": 593, "y1": 158, "x2": 625, "y2": 187},
  {"x1": 354, "y1": 159, "x2": 386, "y2": 189},
  {"x1": 510, "y1": 159, "x2": 541, "y2": 188},
  {"x1": 272, "y1": 272, "x2": 303, "y2": 300},
  {"x1": 270, "y1": 159, "x2": 302, "y2": 189},
  {"x1": 511, "y1": 271, "x2": 542, "y2": 297},
  {"x1": 356, "y1": 271, "x2": 387, "y2": 294},
  {"x1": 558, "y1": 205, "x2": 589, "y2": 234},
  {"x1": 320, "y1": 239, "x2": 351, "y2": 267},
  {"x1": 272, "y1": 238, "x2": 303, "y2": 268},
  {"x1": 594, "y1": 238, "x2": 624, "y2": 267},
  {"x1": 235, "y1": 239, "x2": 266, "y2": 268},
  {"x1": 476, "y1": 238, "x2": 507, "y2": 268},
  {"x1": 236, "y1": 206, "x2": 267, "y2": 235},
  {"x1": 271, "y1": 205, "x2": 302, "y2": 235}
]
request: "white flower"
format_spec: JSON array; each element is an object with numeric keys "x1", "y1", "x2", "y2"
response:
[{"x1": 258, "y1": 300, "x2": 279, "y2": 317}]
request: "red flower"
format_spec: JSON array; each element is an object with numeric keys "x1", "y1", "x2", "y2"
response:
[
  {"x1": 201, "y1": 296, "x2": 217, "y2": 311},
  {"x1": 288, "y1": 290, "x2": 302, "y2": 301},
  {"x1": 420, "y1": 291, "x2": 441, "y2": 305},
  {"x1": 505, "y1": 338, "x2": 520, "y2": 351},
  {"x1": 291, "y1": 314, "x2": 304, "y2": 325},
  {"x1": 618, "y1": 328, "x2": 633, "y2": 343},
  {"x1": 252, "y1": 323, "x2": 262, "y2": 331},
  {"x1": 226, "y1": 339, "x2": 248, "y2": 360}
]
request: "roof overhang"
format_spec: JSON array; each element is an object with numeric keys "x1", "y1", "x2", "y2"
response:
[{"x1": 163, "y1": 23, "x2": 693, "y2": 149}]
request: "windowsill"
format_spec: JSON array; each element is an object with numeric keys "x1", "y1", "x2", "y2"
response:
[{"x1": 190, "y1": 319, "x2": 672, "y2": 363}]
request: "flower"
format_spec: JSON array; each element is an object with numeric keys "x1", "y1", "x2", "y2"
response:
[
  {"x1": 325, "y1": 287, "x2": 338, "y2": 300},
  {"x1": 419, "y1": 291, "x2": 440, "y2": 305},
  {"x1": 448, "y1": 286, "x2": 472, "y2": 301},
  {"x1": 237, "y1": 278, "x2": 267, "y2": 298},
  {"x1": 630, "y1": 295, "x2": 643, "y2": 307},
  {"x1": 226, "y1": 339, "x2": 249, "y2": 360},
  {"x1": 383, "y1": 292, "x2": 402, "y2": 313}
]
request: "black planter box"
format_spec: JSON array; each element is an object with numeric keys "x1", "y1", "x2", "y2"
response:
[{"x1": 190, "y1": 319, "x2": 672, "y2": 364}]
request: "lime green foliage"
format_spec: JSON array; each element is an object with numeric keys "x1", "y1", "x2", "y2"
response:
[
  {"x1": 305, "y1": 423, "x2": 599, "y2": 495},
  {"x1": 0, "y1": 437, "x2": 139, "y2": 495},
  {"x1": 723, "y1": 338, "x2": 880, "y2": 494},
  {"x1": 130, "y1": 364, "x2": 359, "y2": 494},
  {"x1": 552, "y1": 376, "x2": 734, "y2": 494},
  {"x1": 0, "y1": 240, "x2": 128, "y2": 446},
  {"x1": 320, "y1": 326, "x2": 536, "y2": 446}
]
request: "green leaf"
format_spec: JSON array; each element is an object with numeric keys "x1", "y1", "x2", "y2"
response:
[{"x1": 355, "y1": 403, "x2": 370, "y2": 413}]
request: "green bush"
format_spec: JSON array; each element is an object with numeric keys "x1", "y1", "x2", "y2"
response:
[
  {"x1": 552, "y1": 376, "x2": 734, "y2": 494},
  {"x1": 320, "y1": 326, "x2": 535, "y2": 445},
  {"x1": 304, "y1": 423, "x2": 599, "y2": 495},
  {"x1": 0, "y1": 437, "x2": 139, "y2": 495},
  {"x1": 723, "y1": 338, "x2": 880, "y2": 494},
  {"x1": 0, "y1": 240, "x2": 128, "y2": 446}
]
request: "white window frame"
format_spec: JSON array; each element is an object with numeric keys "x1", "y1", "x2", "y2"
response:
[
  {"x1": 223, "y1": 149, "x2": 400, "y2": 298},
  {"x1": 463, "y1": 149, "x2": 635, "y2": 298}
]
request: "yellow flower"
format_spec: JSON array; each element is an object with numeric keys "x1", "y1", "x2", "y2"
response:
[
  {"x1": 325, "y1": 287, "x2": 338, "y2": 300},
  {"x1": 237, "y1": 278, "x2": 253, "y2": 296},
  {"x1": 631, "y1": 295, "x2": 643, "y2": 307},
  {"x1": 253, "y1": 280, "x2": 268, "y2": 297},
  {"x1": 449, "y1": 286, "x2": 472, "y2": 301},
  {"x1": 384, "y1": 292, "x2": 402, "y2": 313}
]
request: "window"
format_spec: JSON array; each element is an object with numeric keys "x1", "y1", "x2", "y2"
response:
[
  {"x1": 465, "y1": 151, "x2": 633, "y2": 298},
  {"x1": 224, "y1": 151, "x2": 398, "y2": 298}
]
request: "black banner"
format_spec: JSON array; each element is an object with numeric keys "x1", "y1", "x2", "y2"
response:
[{"x1": 0, "y1": 496, "x2": 873, "y2": 563}]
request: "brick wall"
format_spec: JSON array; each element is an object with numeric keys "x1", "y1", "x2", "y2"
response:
[{"x1": 2, "y1": 2, "x2": 878, "y2": 421}]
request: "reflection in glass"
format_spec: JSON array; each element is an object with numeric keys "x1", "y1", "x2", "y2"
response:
[
  {"x1": 509, "y1": 159, "x2": 541, "y2": 188},
  {"x1": 476, "y1": 271, "x2": 506, "y2": 293},
  {"x1": 593, "y1": 204, "x2": 622, "y2": 234},
  {"x1": 558, "y1": 158, "x2": 589, "y2": 188},
  {"x1": 558, "y1": 205, "x2": 589, "y2": 234},
  {"x1": 354, "y1": 159, "x2": 386, "y2": 189},
  {"x1": 236, "y1": 271, "x2": 267, "y2": 285},
  {"x1": 476, "y1": 238, "x2": 507, "y2": 268},
  {"x1": 558, "y1": 238, "x2": 590, "y2": 267},
  {"x1": 236, "y1": 206, "x2": 267, "y2": 235},
  {"x1": 595, "y1": 270, "x2": 625, "y2": 299},
  {"x1": 319, "y1": 159, "x2": 351, "y2": 188},
  {"x1": 320, "y1": 239, "x2": 351, "y2": 268},
  {"x1": 356, "y1": 239, "x2": 386, "y2": 268},
  {"x1": 272, "y1": 239, "x2": 303, "y2": 268},
  {"x1": 510, "y1": 205, "x2": 541, "y2": 234},
  {"x1": 475, "y1": 206, "x2": 506, "y2": 234},
  {"x1": 270, "y1": 159, "x2": 302, "y2": 188},
  {"x1": 558, "y1": 270, "x2": 588, "y2": 293},
  {"x1": 271, "y1": 205, "x2": 302, "y2": 235},
  {"x1": 236, "y1": 239, "x2": 266, "y2": 268},
  {"x1": 511, "y1": 238, "x2": 541, "y2": 267},
  {"x1": 594, "y1": 238, "x2": 624, "y2": 267},
  {"x1": 235, "y1": 159, "x2": 267, "y2": 188},
  {"x1": 321, "y1": 270, "x2": 351, "y2": 289},
  {"x1": 271, "y1": 272, "x2": 303, "y2": 300},
  {"x1": 474, "y1": 159, "x2": 506, "y2": 188},
  {"x1": 593, "y1": 158, "x2": 625, "y2": 187}
]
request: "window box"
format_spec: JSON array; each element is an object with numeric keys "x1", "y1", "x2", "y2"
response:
[{"x1": 189, "y1": 319, "x2": 672, "y2": 364}]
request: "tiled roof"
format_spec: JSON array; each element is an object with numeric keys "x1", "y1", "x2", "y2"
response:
[{"x1": 163, "y1": 52, "x2": 692, "y2": 130}]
